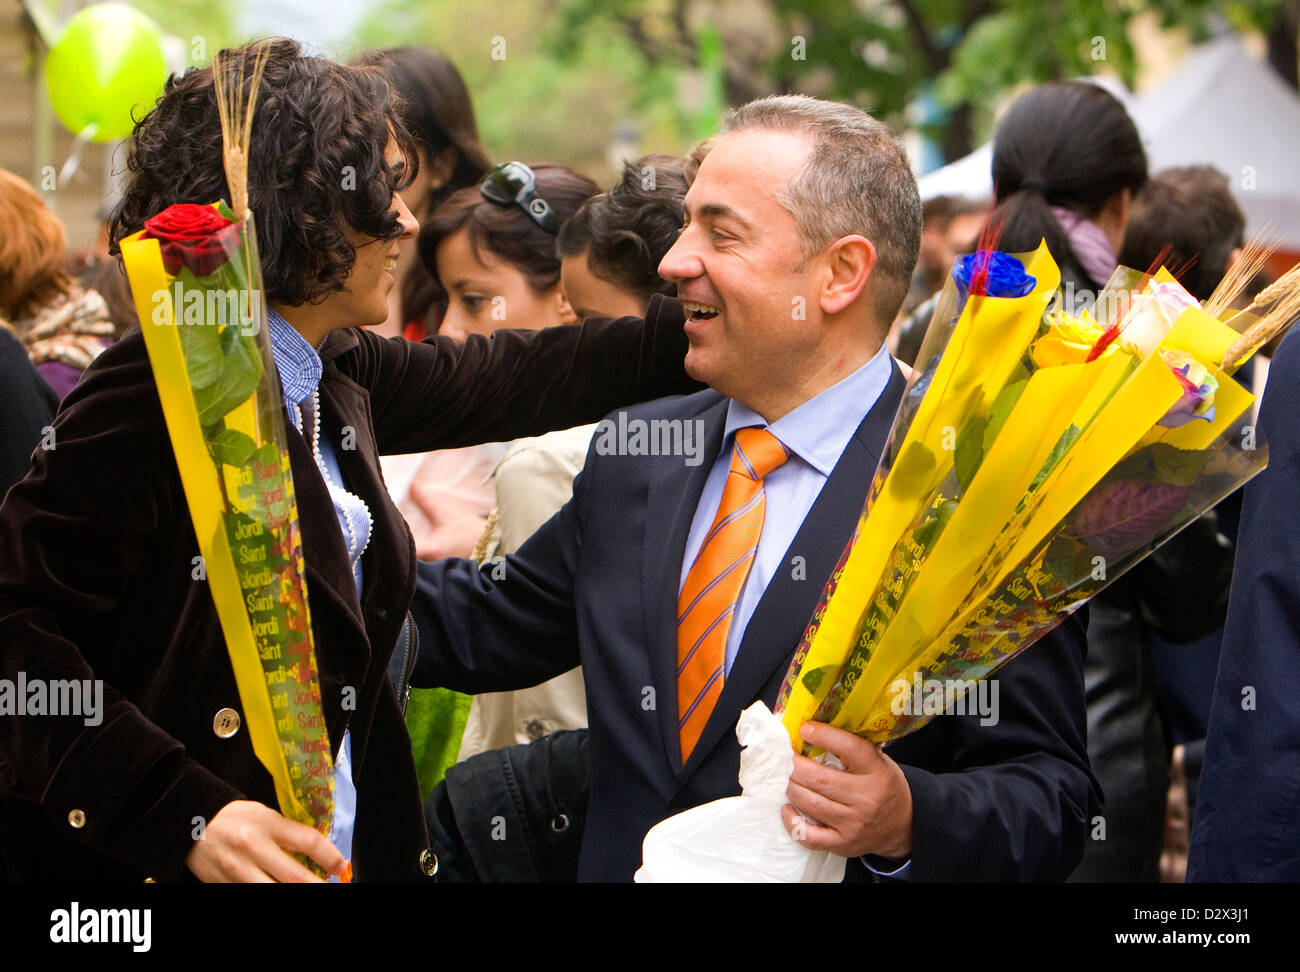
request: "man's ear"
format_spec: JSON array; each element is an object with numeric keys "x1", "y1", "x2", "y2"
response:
[{"x1": 819, "y1": 236, "x2": 876, "y2": 316}]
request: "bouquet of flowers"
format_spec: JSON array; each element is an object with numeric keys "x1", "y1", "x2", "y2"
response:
[
  {"x1": 639, "y1": 236, "x2": 1300, "y2": 882},
  {"x1": 117, "y1": 51, "x2": 335, "y2": 849},
  {"x1": 776, "y1": 240, "x2": 1298, "y2": 753}
]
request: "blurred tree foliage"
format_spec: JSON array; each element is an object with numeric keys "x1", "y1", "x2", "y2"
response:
[
  {"x1": 352, "y1": 0, "x2": 1294, "y2": 176},
  {"x1": 131, "y1": 0, "x2": 245, "y2": 66},
  {"x1": 353, "y1": 0, "x2": 705, "y2": 181}
]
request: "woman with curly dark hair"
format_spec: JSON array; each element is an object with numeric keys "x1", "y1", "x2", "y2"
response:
[{"x1": 0, "y1": 38, "x2": 697, "y2": 883}]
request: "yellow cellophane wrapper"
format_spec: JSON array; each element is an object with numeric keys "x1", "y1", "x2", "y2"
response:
[
  {"x1": 120, "y1": 208, "x2": 334, "y2": 834},
  {"x1": 776, "y1": 246, "x2": 1268, "y2": 753}
]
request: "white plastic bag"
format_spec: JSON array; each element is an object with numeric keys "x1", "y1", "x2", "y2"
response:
[{"x1": 634, "y1": 701, "x2": 847, "y2": 882}]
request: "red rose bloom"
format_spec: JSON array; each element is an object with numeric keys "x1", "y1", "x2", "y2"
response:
[{"x1": 142, "y1": 203, "x2": 238, "y2": 277}]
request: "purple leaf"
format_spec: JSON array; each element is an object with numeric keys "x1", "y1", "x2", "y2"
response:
[{"x1": 1072, "y1": 479, "x2": 1190, "y2": 559}]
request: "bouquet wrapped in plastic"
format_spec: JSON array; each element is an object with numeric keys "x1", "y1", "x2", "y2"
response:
[
  {"x1": 118, "y1": 53, "x2": 336, "y2": 853},
  {"x1": 777, "y1": 242, "x2": 1290, "y2": 752},
  {"x1": 639, "y1": 237, "x2": 1300, "y2": 881}
]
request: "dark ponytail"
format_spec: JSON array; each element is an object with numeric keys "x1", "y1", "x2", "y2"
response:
[{"x1": 991, "y1": 82, "x2": 1147, "y2": 288}]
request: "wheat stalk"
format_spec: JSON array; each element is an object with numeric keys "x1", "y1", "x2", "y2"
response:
[
  {"x1": 1223, "y1": 281, "x2": 1300, "y2": 370},
  {"x1": 1244, "y1": 261, "x2": 1300, "y2": 313},
  {"x1": 1204, "y1": 224, "x2": 1282, "y2": 319},
  {"x1": 212, "y1": 44, "x2": 270, "y2": 223}
]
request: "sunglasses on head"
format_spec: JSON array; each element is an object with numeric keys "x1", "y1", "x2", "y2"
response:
[{"x1": 479, "y1": 161, "x2": 561, "y2": 234}]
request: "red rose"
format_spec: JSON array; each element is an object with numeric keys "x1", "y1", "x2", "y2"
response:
[{"x1": 142, "y1": 203, "x2": 238, "y2": 278}]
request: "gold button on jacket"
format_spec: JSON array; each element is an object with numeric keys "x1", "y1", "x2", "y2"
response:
[{"x1": 213, "y1": 708, "x2": 241, "y2": 738}]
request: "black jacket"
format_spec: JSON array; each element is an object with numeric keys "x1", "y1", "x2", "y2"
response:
[
  {"x1": 413, "y1": 362, "x2": 1100, "y2": 882},
  {"x1": 0, "y1": 298, "x2": 699, "y2": 881}
]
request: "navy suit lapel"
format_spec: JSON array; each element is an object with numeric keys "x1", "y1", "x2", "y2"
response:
[
  {"x1": 676, "y1": 360, "x2": 907, "y2": 782},
  {"x1": 642, "y1": 394, "x2": 728, "y2": 773}
]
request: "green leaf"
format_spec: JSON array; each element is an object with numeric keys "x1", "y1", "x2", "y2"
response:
[
  {"x1": 1150, "y1": 442, "x2": 1206, "y2": 487},
  {"x1": 984, "y1": 379, "x2": 1028, "y2": 453},
  {"x1": 800, "y1": 665, "x2": 836, "y2": 695},
  {"x1": 210, "y1": 428, "x2": 258, "y2": 467},
  {"x1": 954, "y1": 414, "x2": 988, "y2": 491},
  {"x1": 175, "y1": 289, "x2": 224, "y2": 391},
  {"x1": 889, "y1": 441, "x2": 937, "y2": 500},
  {"x1": 251, "y1": 442, "x2": 279, "y2": 469},
  {"x1": 1029, "y1": 424, "x2": 1082, "y2": 493},
  {"x1": 1110, "y1": 448, "x2": 1155, "y2": 483},
  {"x1": 194, "y1": 326, "x2": 263, "y2": 427}
]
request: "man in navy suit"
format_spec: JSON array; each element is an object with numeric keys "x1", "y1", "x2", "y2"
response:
[
  {"x1": 1189, "y1": 329, "x2": 1300, "y2": 881},
  {"x1": 412, "y1": 94, "x2": 1097, "y2": 882}
]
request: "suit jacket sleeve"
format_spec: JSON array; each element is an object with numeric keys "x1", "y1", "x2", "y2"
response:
[
  {"x1": 347, "y1": 296, "x2": 701, "y2": 455},
  {"x1": 894, "y1": 610, "x2": 1099, "y2": 882},
  {"x1": 409, "y1": 428, "x2": 603, "y2": 695},
  {"x1": 0, "y1": 338, "x2": 245, "y2": 880}
]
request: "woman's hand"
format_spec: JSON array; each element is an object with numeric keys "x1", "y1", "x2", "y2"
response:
[{"x1": 185, "y1": 800, "x2": 345, "y2": 883}]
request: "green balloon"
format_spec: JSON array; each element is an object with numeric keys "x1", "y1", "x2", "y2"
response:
[{"x1": 45, "y1": 4, "x2": 168, "y2": 143}]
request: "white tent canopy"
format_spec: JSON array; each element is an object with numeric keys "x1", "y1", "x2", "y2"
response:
[{"x1": 916, "y1": 35, "x2": 1300, "y2": 248}]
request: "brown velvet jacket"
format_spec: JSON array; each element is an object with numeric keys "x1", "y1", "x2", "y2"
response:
[{"x1": 0, "y1": 295, "x2": 697, "y2": 881}]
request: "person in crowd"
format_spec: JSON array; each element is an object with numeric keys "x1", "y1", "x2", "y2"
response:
[
  {"x1": 1114, "y1": 165, "x2": 1248, "y2": 880},
  {"x1": 1188, "y1": 323, "x2": 1300, "y2": 881},
  {"x1": 76, "y1": 257, "x2": 139, "y2": 340},
  {"x1": 0, "y1": 328, "x2": 58, "y2": 498},
  {"x1": 447, "y1": 153, "x2": 691, "y2": 762},
  {"x1": 903, "y1": 195, "x2": 959, "y2": 314},
  {"x1": 392, "y1": 161, "x2": 599, "y2": 793},
  {"x1": 422, "y1": 153, "x2": 692, "y2": 880},
  {"x1": 0, "y1": 168, "x2": 116, "y2": 399},
  {"x1": 411, "y1": 94, "x2": 1098, "y2": 882},
  {"x1": 991, "y1": 83, "x2": 1145, "y2": 303},
  {"x1": 988, "y1": 82, "x2": 1236, "y2": 882},
  {"x1": 1118, "y1": 166, "x2": 1245, "y2": 306},
  {"x1": 353, "y1": 46, "x2": 492, "y2": 339},
  {"x1": 0, "y1": 38, "x2": 699, "y2": 883},
  {"x1": 889, "y1": 196, "x2": 985, "y2": 367},
  {"x1": 390, "y1": 164, "x2": 600, "y2": 566},
  {"x1": 1109, "y1": 164, "x2": 1264, "y2": 881},
  {"x1": 554, "y1": 153, "x2": 687, "y2": 322}
]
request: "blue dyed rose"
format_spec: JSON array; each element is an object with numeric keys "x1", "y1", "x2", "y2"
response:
[{"x1": 952, "y1": 250, "x2": 1036, "y2": 298}]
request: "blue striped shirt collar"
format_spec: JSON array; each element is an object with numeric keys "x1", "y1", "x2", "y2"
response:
[
  {"x1": 723, "y1": 342, "x2": 893, "y2": 477},
  {"x1": 266, "y1": 307, "x2": 322, "y2": 411}
]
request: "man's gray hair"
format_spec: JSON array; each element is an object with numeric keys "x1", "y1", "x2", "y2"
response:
[{"x1": 724, "y1": 94, "x2": 922, "y2": 323}]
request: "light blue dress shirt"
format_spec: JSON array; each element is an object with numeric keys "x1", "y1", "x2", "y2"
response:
[
  {"x1": 677, "y1": 340, "x2": 910, "y2": 879},
  {"x1": 267, "y1": 309, "x2": 361, "y2": 870},
  {"x1": 679, "y1": 341, "x2": 893, "y2": 674}
]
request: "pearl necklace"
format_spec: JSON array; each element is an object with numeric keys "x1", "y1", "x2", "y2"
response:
[{"x1": 292, "y1": 388, "x2": 373, "y2": 570}]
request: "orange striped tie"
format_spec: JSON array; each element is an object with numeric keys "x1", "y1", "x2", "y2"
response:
[{"x1": 676, "y1": 427, "x2": 790, "y2": 763}]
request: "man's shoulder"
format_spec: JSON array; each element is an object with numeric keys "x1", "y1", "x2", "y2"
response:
[
  {"x1": 603, "y1": 387, "x2": 725, "y2": 424},
  {"x1": 572, "y1": 390, "x2": 724, "y2": 494}
]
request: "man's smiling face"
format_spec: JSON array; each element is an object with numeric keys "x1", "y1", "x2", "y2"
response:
[{"x1": 657, "y1": 128, "x2": 820, "y2": 410}]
